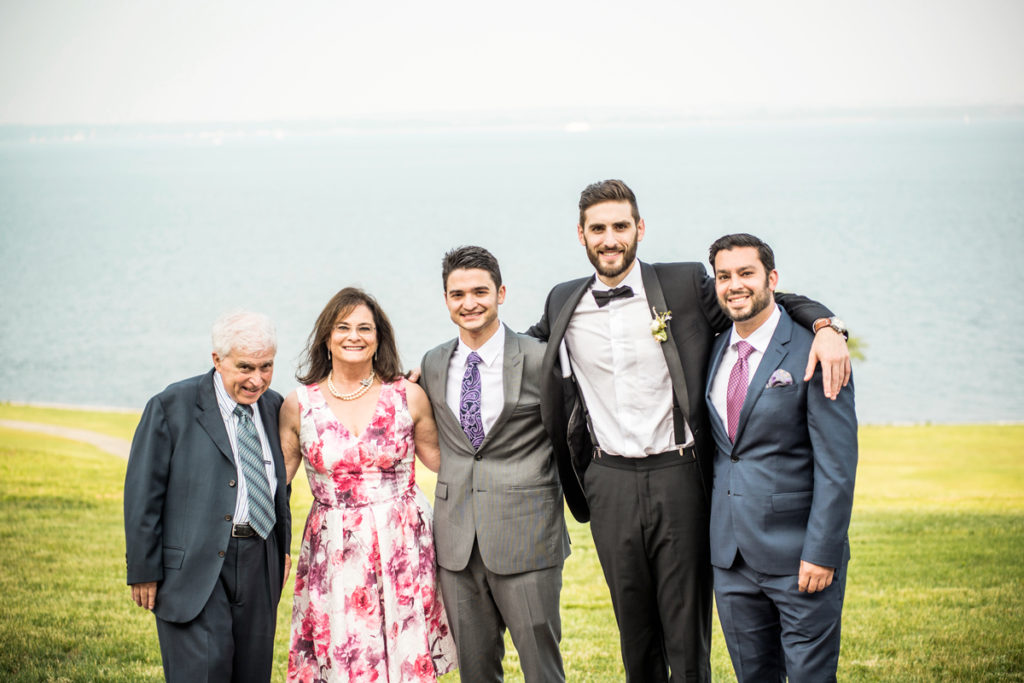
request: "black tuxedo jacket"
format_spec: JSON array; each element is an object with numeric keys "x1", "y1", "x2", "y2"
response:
[
  {"x1": 527, "y1": 261, "x2": 832, "y2": 523},
  {"x1": 124, "y1": 369, "x2": 291, "y2": 622}
]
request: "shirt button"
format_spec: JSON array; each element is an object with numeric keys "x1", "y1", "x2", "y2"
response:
[
  {"x1": 229, "y1": 480, "x2": 236, "y2": 487},
  {"x1": 474, "y1": 454, "x2": 482, "y2": 461},
  {"x1": 224, "y1": 515, "x2": 232, "y2": 521},
  {"x1": 731, "y1": 456, "x2": 739, "y2": 462},
  {"x1": 218, "y1": 551, "x2": 225, "y2": 558}
]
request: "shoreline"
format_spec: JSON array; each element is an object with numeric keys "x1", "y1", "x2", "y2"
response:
[
  {"x1": 1, "y1": 400, "x2": 1020, "y2": 428},
  {"x1": 0, "y1": 400, "x2": 140, "y2": 414}
]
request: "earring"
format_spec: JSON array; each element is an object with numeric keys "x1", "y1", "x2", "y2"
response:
[{"x1": 326, "y1": 349, "x2": 331, "y2": 361}]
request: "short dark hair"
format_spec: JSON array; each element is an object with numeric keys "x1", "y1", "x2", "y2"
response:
[
  {"x1": 578, "y1": 179, "x2": 640, "y2": 226},
  {"x1": 441, "y1": 245, "x2": 502, "y2": 291},
  {"x1": 296, "y1": 287, "x2": 403, "y2": 385},
  {"x1": 709, "y1": 233, "x2": 776, "y2": 273}
]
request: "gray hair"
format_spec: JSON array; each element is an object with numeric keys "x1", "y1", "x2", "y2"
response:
[{"x1": 210, "y1": 311, "x2": 277, "y2": 358}]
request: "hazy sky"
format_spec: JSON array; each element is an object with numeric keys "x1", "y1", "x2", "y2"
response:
[{"x1": 1, "y1": 0, "x2": 1022, "y2": 124}]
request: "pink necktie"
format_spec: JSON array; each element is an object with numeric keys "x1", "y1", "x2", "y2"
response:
[{"x1": 726, "y1": 341, "x2": 755, "y2": 443}]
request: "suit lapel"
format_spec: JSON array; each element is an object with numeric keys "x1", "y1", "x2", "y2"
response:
[
  {"x1": 540, "y1": 276, "x2": 593, "y2": 382},
  {"x1": 257, "y1": 392, "x2": 287, "y2": 499},
  {"x1": 706, "y1": 333, "x2": 731, "y2": 446},
  {"x1": 427, "y1": 338, "x2": 465, "y2": 437},
  {"x1": 480, "y1": 327, "x2": 523, "y2": 449},
  {"x1": 548, "y1": 276, "x2": 593, "y2": 347},
  {"x1": 733, "y1": 309, "x2": 793, "y2": 446},
  {"x1": 641, "y1": 262, "x2": 692, "y2": 434},
  {"x1": 196, "y1": 369, "x2": 234, "y2": 465}
]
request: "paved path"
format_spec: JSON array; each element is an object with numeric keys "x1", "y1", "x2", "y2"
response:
[{"x1": 0, "y1": 420, "x2": 131, "y2": 459}]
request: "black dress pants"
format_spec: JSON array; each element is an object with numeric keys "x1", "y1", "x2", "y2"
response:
[
  {"x1": 155, "y1": 533, "x2": 278, "y2": 683},
  {"x1": 584, "y1": 450, "x2": 712, "y2": 683}
]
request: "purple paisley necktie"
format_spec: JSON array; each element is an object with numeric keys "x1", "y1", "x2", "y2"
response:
[
  {"x1": 460, "y1": 352, "x2": 485, "y2": 449},
  {"x1": 726, "y1": 341, "x2": 755, "y2": 443}
]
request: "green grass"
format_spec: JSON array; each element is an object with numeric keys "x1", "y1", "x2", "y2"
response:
[
  {"x1": 1, "y1": 407, "x2": 1022, "y2": 681},
  {"x1": 0, "y1": 402, "x2": 139, "y2": 439}
]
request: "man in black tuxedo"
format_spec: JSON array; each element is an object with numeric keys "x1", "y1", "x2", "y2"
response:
[
  {"x1": 528, "y1": 180, "x2": 850, "y2": 682},
  {"x1": 124, "y1": 311, "x2": 291, "y2": 683}
]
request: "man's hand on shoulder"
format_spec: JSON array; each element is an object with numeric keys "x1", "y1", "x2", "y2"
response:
[
  {"x1": 804, "y1": 329, "x2": 851, "y2": 400},
  {"x1": 130, "y1": 581, "x2": 157, "y2": 610}
]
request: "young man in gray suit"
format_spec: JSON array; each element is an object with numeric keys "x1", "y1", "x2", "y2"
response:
[
  {"x1": 706, "y1": 234, "x2": 857, "y2": 681},
  {"x1": 419, "y1": 246, "x2": 570, "y2": 682},
  {"x1": 124, "y1": 311, "x2": 291, "y2": 683}
]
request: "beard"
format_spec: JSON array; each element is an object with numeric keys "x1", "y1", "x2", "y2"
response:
[
  {"x1": 723, "y1": 280, "x2": 773, "y2": 322},
  {"x1": 586, "y1": 235, "x2": 639, "y2": 279}
]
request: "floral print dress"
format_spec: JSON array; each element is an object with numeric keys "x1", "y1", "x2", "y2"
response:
[{"x1": 288, "y1": 381, "x2": 457, "y2": 682}]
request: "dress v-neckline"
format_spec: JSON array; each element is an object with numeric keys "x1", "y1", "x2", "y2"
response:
[{"x1": 314, "y1": 381, "x2": 385, "y2": 440}]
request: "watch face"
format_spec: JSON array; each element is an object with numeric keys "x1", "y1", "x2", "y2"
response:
[{"x1": 831, "y1": 318, "x2": 846, "y2": 331}]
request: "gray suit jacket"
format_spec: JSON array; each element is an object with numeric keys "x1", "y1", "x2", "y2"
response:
[
  {"x1": 123, "y1": 369, "x2": 291, "y2": 623},
  {"x1": 420, "y1": 326, "x2": 570, "y2": 575},
  {"x1": 706, "y1": 308, "x2": 858, "y2": 575}
]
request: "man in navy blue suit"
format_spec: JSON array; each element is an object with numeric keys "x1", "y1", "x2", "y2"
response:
[
  {"x1": 705, "y1": 234, "x2": 858, "y2": 682},
  {"x1": 124, "y1": 311, "x2": 291, "y2": 683}
]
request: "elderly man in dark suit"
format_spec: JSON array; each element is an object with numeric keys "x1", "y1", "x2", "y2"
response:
[
  {"x1": 124, "y1": 311, "x2": 291, "y2": 683},
  {"x1": 420, "y1": 246, "x2": 570, "y2": 681},
  {"x1": 528, "y1": 180, "x2": 851, "y2": 682},
  {"x1": 706, "y1": 234, "x2": 857, "y2": 682}
]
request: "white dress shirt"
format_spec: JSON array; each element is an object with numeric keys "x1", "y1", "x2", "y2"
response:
[
  {"x1": 213, "y1": 371, "x2": 278, "y2": 524},
  {"x1": 710, "y1": 304, "x2": 782, "y2": 425},
  {"x1": 563, "y1": 263, "x2": 693, "y2": 457},
  {"x1": 446, "y1": 322, "x2": 506, "y2": 437}
]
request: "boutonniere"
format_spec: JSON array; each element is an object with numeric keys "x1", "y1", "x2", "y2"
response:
[{"x1": 650, "y1": 306, "x2": 672, "y2": 342}]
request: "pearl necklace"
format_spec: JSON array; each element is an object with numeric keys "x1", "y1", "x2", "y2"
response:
[{"x1": 327, "y1": 370, "x2": 376, "y2": 401}]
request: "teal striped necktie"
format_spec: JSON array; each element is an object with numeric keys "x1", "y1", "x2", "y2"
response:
[{"x1": 233, "y1": 404, "x2": 275, "y2": 538}]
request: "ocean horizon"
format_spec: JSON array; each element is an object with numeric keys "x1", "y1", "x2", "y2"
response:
[{"x1": 2, "y1": 116, "x2": 1022, "y2": 424}]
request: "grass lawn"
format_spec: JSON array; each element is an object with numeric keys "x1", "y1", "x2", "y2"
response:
[{"x1": 1, "y1": 408, "x2": 1021, "y2": 681}]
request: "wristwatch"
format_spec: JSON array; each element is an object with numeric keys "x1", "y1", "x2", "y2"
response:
[{"x1": 812, "y1": 317, "x2": 849, "y2": 340}]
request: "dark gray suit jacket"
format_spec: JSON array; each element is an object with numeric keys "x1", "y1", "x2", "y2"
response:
[
  {"x1": 420, "y1": 326, "x2": 570, "y2": 575},
  {"x1": 706, "y1": 308, "x2": 858, "y2": 575},
  {"x1": 123, "y1": 369, "x2": 291, "y2": 623},
  {"x1": 528, "y1": 260, "x2": 834, "y2": 523}
]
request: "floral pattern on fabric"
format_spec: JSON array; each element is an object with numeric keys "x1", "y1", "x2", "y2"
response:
[{"x1": 288, "y1": 381, "x2": 457, "y2": 682}]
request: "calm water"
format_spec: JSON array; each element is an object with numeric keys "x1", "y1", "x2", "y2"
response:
[{"x1": 2, "y1": 119, "x2": 1022, "y2": 424}]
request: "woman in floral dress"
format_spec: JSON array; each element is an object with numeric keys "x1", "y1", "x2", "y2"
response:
[{"x1": 280, "y1": 287, "x2": 457, "y2": 682}]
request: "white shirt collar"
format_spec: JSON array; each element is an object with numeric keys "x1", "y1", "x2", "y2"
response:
[
  {"x1": 728, "y1": 303, "x2": 781, "y2": 354},
  {"x1": 456, "y1": 321, "x2": 505, "y2": 367}
]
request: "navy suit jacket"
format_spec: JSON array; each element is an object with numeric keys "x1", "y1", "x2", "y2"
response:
[
  {"x1": 124, "y1": 369, "x2": 291, "y2": 623},
  {"x1": 706, "y1": 308, "x2": 857, "y2": 575}
]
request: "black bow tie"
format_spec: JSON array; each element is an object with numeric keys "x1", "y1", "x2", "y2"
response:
[{"x1": 592, "y1": 285, "x2": 634, "y2": 308}]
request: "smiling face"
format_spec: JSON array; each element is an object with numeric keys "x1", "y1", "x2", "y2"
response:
[
  {"x1": 212, "y1": 347, "x2": 275, "y2": 405},
  {"x1": 578, "y1": 200, "x2": 644, "y2": 286},
  {"x1": 444, "y1": 267, "x2": 506, "y2": 345},
  {"x1": 713, "y1": 246, "x2": 779, "y2": 333},
  {"x1": 329, "y1": 304, "x2": 378, "y2": 367}
]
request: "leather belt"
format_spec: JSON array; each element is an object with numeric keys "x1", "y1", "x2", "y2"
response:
[{"x1": 231, "y1": 523, "x2": 258, "y2": 538}]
